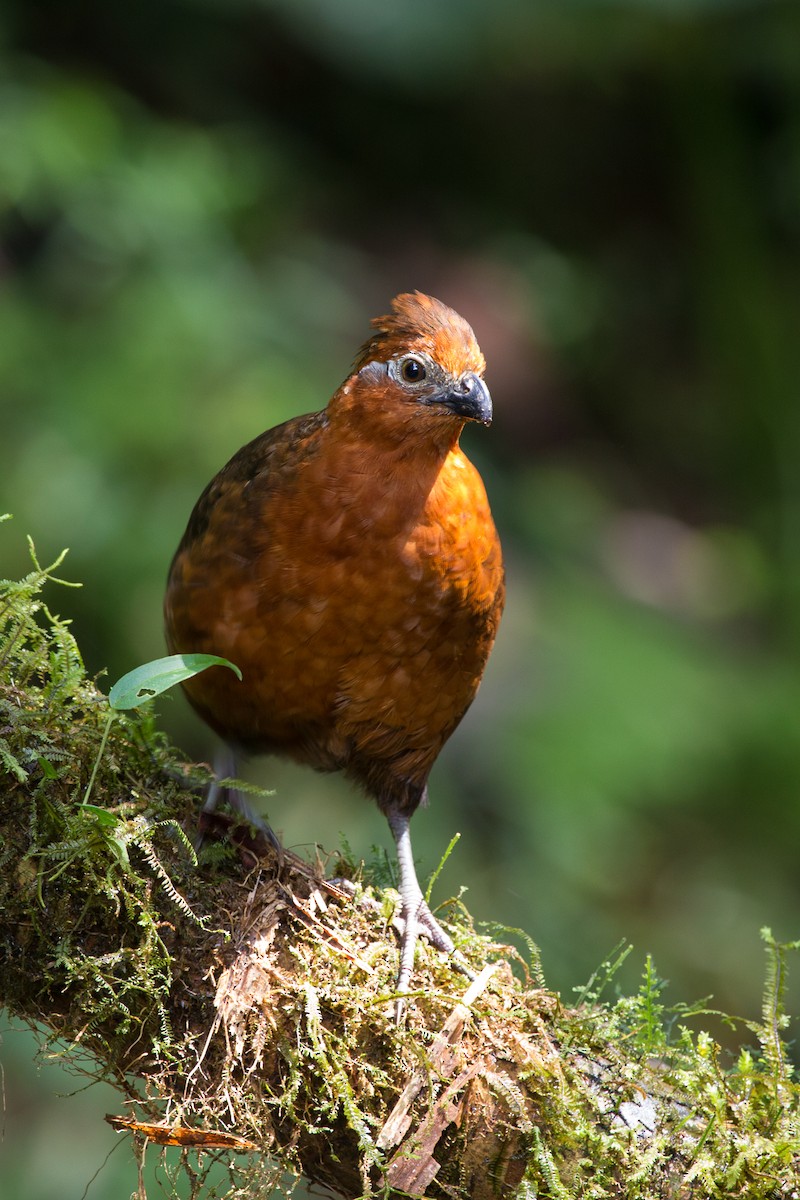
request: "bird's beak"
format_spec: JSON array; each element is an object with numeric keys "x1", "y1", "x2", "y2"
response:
[{"x1": 437, "y1": 373, "x2": 493, "y2": 426}]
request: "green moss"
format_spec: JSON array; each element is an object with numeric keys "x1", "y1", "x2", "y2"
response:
[{"x1": 1, "y1": 538, "x2": 800, "y2": 1198}]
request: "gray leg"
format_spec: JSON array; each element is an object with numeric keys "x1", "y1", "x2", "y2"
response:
[
  {"x1": 386, "y1": 805, "x2": 459, "y2": 1016},
  {"x1": 201, "y1": 744, "x2": 239, "y2": 818},
  {"x1": 201, "y1": 745, "x2": 282, "y2": 856}
]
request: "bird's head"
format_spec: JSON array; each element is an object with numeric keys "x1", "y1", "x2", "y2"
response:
[{"x1": 334, "y1": 293, "x2": 492, "y2": 440}]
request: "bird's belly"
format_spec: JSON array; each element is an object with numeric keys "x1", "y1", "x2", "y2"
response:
[{"x1": 170, "y1": 540, "x2": 496, "y2": 778}]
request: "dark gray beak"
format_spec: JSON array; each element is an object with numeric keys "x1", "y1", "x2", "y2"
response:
[{"x1": 438, "y1": 372, "x2": 493, "y2": 426}]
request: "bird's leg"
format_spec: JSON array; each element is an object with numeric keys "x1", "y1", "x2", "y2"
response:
[
  {"x1": 200, "y1": 745, "x2": 283, "y2": 856},
  {"x1": 201, "y1": 744, "x2": 238, "y2": 819},
  {"x1": 386, "y1": 804, "x2": 460, "y2": 1013}
]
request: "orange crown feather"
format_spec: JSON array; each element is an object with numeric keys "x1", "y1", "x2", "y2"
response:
[{"x1": 352, "y1": 291, "x2": 486, "y2": 379}]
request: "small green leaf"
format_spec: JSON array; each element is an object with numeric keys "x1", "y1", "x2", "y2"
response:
[
  {"x1": 109, "y1": 654, "x2": 242, "y2": 710},
  {"x1": 79, "y1": 803, "x2": 123, "y2": 828}
]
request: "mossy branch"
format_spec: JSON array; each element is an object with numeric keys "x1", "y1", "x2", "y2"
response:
[{"x1": 1, "y1": 544, "x2": 800, "y2": 1199}]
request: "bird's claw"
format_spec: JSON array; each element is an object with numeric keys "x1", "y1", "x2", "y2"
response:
[{"x1": 327, "y1": 880, "x2": 474, "y2": 1023}]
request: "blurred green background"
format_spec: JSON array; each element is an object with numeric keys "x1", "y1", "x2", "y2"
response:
[{"x1": 3, "y1": 0, "x2": 800, "y2": 1195}]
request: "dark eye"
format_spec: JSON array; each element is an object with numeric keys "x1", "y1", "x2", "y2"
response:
[{"x1": 400, "y1": 357, "x2": 426, "y2": 384}]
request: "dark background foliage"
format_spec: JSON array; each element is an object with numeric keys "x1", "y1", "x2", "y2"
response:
[{"x1": 2, "y1": 1, "x2": 800, "y2": 1195}]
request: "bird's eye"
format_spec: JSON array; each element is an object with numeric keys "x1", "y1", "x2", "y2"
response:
[{"x1": 400, "y1": 357, "x2": 426, "y2": 384}]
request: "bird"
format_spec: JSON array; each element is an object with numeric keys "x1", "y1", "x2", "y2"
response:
[{"x1": 164, "y1": 291, "x2": 505, "y2": 1004}]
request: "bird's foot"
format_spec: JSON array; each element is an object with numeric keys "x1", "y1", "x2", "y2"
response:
[
  {"x1": 327, "y1": 880, "x2": 474, "y2": 1022},
  {"x1": 327, "y1": 879, "x2": 452, "y2": 948},
  {"x1": 393, "y1": 893, "x2": 475, "y2": 1024},
  {"x1": 198, "y1": 760, "x2": 283, "y2": 867},
  {"x1": 407, "y1": 902, "x2": 455, "y2": 955},
  {"x1": 197, "y1": 800, "x2": 284, "y2": 867}
]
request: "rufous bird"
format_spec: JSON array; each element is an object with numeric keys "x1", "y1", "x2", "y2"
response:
[{"x1": 164, "y1": 291, "x2": 505, "y2": 1003}]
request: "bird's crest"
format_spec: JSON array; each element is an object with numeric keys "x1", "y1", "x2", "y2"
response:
[{"x1": 353, "y1": 292, "x2": 485, "y2": 379}]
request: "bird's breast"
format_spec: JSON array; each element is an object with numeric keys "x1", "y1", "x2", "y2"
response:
[{"x1": 166, "y1": 436, "x2": 504, "y2": 772}]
